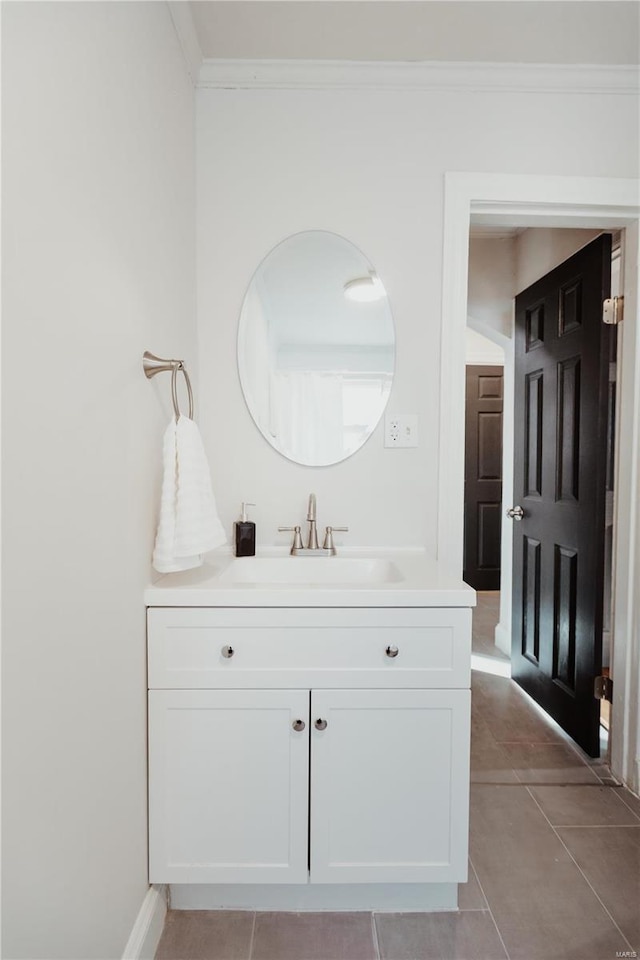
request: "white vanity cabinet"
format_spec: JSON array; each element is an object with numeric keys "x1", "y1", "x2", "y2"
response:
[
  {"x1": 147, "y1": 606, "x2": 471, "y2": 888},
  {"x1": 148, "y1": 688, "x2": 310, "y2": 884}
]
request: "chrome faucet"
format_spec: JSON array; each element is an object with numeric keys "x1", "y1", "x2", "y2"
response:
[
  {"x1": 306, "y1": 493, "x2": 319, "y2": 549},
  {"x1": 279, "y1": 492, "x2": 349, "y2": 556}
]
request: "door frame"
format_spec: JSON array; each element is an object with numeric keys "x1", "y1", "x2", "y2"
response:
[{"x1": 439, "y1": 172, "x2": 640, "y2": 791}]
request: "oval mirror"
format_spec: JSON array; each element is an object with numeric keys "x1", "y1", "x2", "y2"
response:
[{"x1": 238, "y1": 231, "x2": 395, "y2": 466}]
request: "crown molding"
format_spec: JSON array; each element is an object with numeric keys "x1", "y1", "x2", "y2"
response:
[
  {"x1": 197, "y1": 59, "x2": 639, "y2": 95},
  {"x1": 167, "y1": 1, "x2": 203, "y2": 87}
]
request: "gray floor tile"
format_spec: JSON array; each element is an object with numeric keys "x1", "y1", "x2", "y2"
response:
[
  {"x1": 375, "y1": 911, "x2": 506, "y2": 960},
  {"x1": 155, "y1": 910, "x2": 254, "y2": 960},
  {"x1": 587, "y1": 761, "x2": 614, "y2": 783},
  {"x1": 471, "y1": 672, "x2": 564, "y2": 744},
  {"x1": 619, "y1": 788, "x2": 640, "y2": 819},
  {"x1": 251, "y1": 912, "x2": 376, "y2": 960},
  {"x1": 470, "y1": 715, "x2": 519, "y2": 783},
  {"x1": 500, "y1": 742, "x2": 601, "y2": 784},
  {"x1": 469, "y1": 784, "x2": 628, "y2": 959},
  {"x1": 557, "y1": 826, "x2": 640, "y2": 950},
  {"x1": 457, "y1": 860, "x2": 488, "y2": 910},
  {"x1": 529, "y1": 784, "x2": 640, "y2": 825}
]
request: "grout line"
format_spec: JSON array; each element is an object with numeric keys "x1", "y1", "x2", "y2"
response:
[
  {"x1": 247, "y1": 911, "x2": 256, "y2": 960},
  {"x1": 548, "y1": 823, "x2": 640, "y2": 829},
  {"x1": 492, "y1": 740, "x2": 588, "y2": 745},
  {"x1": 472, "y1": 780, "x2": 620, "y2": 788},
  {"x1": 467, "y1": 855, "x2": 511, "y2": 960},
  {"x1": 465, "y1": 858, "x2": 489, "y2": 912},
  {"x1": 371, "y1": 911, "x2": 382, "y2": 960},
  {"x1": 525, "y1": 786, "x2": 635, "y2": 953},
  {"x1": 616, "y1": 790, "x2": 640, "y2": 822}
]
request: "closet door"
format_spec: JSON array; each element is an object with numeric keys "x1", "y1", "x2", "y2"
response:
[
  {"x1": 149, "y1": 689, "x2": 309, "y2": 884},
  {"x1": 309, "y1": 688, "x2": 470, "y2": 884}
]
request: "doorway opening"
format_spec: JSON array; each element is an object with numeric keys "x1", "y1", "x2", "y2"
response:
[
  {"x1": 464, "y1": 226, "x2": 621, "y2": 762},
  {"x1": 439, "y1": 172, "x2": 639, "y2": 792}
]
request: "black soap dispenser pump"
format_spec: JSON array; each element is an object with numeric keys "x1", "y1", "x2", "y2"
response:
[{"x1": 235, "y1": 502, "x2": 256, "y2": 557}]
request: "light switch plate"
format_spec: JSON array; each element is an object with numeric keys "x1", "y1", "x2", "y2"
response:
[{"x1": 384, "y1": 414, "x2": 418, "y2": 448}]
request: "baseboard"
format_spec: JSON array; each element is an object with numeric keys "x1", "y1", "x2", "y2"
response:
[
  {"x1": 169, "y1": 882, "x2": 459, "y2": 912},
  {"x1": 122, "y1": 884, "x2": 167, "y2": 960},
  {"x1": 494, "y1": 622, "x2": 511, "y2": 658}
]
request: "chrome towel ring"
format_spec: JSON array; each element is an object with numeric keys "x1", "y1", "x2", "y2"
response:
[{"x1": 143, "y1": 351, "x2": 194, "y2": 421}]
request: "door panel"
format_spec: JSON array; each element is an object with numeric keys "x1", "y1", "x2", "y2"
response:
[
  {"x1": 511, "y1": 234, "x2": 612, "y2": 757},
  {"x1": 309, "y1": 688, "x2": 470, "y2": 884},
  {"x1": 464, "y1": 366, "x2": 504, "y2": 590},
  {"x1": 148, "y1": 689, "x2": 310, "y2": 883}
]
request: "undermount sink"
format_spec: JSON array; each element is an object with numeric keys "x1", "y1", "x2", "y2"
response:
[{"x1": 217, "y1": 556, "x2": 404, "y2": 585}]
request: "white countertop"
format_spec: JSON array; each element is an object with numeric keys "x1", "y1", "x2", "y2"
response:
[{"x1": 145, "y1": 548, "x2": 476, "y2": 608}]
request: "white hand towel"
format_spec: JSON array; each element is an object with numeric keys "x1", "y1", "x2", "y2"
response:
[{"x1": 153, "y1": 415, "x2": 227, "y2": 573}]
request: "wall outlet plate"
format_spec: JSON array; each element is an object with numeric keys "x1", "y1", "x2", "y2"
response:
[{"x1": 384, "y1": 414, "x2": 418, "y2": 448}]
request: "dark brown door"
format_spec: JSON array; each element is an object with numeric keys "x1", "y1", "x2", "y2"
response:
[
  {"x1": 464, "y1": 366, "x2": 503, "y2": 591},
  {"x1": 511, "y1": 234, "x2": 612, "y2": 757}
]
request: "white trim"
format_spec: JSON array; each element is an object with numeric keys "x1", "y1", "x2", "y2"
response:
[
  {"x1": 494, "y1": 622, "x2": 511, "y2": 659},
  {"x1": 198, "y1": 59, "x2": 639, "y2": 94},
  {"x1": 440, "y1": 172, "x2": 640, "y2": 793},
  {"x1": 121, "y1": 885, "x2": 167, "y2": 960},
  {"x1": 466, "y1": 355, "x2": 505, "y2": 366},
  {"x1": 167, "y1": 1, "x2": 203, "y2": 87},
  {"x1": 611, "y1": 221, "x2": 640, "y2": 794}
]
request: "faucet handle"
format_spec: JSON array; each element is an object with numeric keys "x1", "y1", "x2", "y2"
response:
[
  {"x1": 322, "y1": 526, "x2": 349, "y2": 552},
  {"x1": 278, "y1": 525, "x2": 303, "y2": 552}
]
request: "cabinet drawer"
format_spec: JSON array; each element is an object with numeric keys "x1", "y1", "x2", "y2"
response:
[{"x1": 147, "y1": 607, "x2": 471, "y2": 689}]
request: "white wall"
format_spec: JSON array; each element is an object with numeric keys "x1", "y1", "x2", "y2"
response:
[
  {"x1": 516, "y1": 227, "x2": 602, "y2": 291},
  {"x1": 196, "y1": 84, "x2": 637, "y2": 552},
  {"x1": 1, "y1": 3, "x2": 195, "y2": 957},
  {"x1": 465, "y1": 327, "x2": 505, "y2": 365},
  {"x1": 467, "y1": 237, "x2": 516, "y2": 338}
]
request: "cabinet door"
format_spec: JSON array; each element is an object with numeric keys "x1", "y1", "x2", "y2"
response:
[
  {"x1": 149, "y1": 689, "x2": 309, "y2": 884},
  {"x1": 310, "y1": 689, "x2": 470, "y2": 884}
]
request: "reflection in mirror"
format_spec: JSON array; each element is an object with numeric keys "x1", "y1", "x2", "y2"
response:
[{"x1": 238, "y1": 231, "x2": 395, "y2": 466}]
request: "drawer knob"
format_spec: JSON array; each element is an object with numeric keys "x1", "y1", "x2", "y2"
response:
[
  {"x1": 385, "y1": 644, "x2": 399, "y2": 658},
  {"x1": 315, "y1": 718, "x2": 328, "y2": 731},
  {"x1": 292, "y1": 719, "x2": 306, "y2": 732},
  {"x1": 221, "y1": 645, "x2": 234, "y2": 659}
]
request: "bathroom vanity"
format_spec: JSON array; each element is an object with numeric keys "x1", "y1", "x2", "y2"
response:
[{"x1": 145, "y1": 550, "x2": 475, "y2": 911}]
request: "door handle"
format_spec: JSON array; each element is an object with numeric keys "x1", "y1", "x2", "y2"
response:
[{"x1": 506, "y1": 505, "x2": 524, "y2": 521}]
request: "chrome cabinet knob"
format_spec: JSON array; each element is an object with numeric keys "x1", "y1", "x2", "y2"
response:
[
  {"x1": 315, "y1": 718, "x2": 328, "y2": 731},
  {"x1": 221, "y1": 645, "x2": 234, "y2": 659},
  {"x1": 385, "y1": 645, "x2": 399, "y2": 658},
  {"x1": 292, "y1": 719, "x2": 305, "y2": 732},
  {"x1": 506, "y1": 506, "x2": 524, "y2": 521}
]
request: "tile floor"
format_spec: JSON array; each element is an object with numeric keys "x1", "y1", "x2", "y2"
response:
[{"x1": 155, "y1": 593, "x2": 640, "y2": 960}]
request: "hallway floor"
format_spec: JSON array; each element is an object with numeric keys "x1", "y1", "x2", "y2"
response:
[{"x1": 155, "y1": 593, "x2": 640, "y2": 960}]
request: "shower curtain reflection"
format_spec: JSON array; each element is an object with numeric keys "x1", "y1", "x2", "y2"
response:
[{"x1": 270, "y1": 371, "x2": 344, "y2": 465}]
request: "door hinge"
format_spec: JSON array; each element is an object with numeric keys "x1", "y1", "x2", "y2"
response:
[
  {"x1": 603, "y1": 296, "x2": 624, "y2": 325},
  {"x1": 594, "y1": 675, "x2": 613, "y2": 703}
]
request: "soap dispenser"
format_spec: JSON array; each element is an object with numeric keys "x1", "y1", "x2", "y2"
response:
[{"x1": 234, "y1": 502, "x2": 256, "y2": 557}]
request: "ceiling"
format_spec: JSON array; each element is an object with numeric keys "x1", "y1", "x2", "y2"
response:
[{"x1": 189, "y1": 1, "x2": 640, "y2": 64}]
